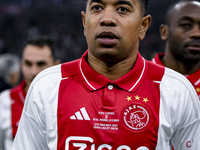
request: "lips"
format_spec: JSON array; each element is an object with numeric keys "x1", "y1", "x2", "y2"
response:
[
  {"x1": 97, "y1": 32, "x2": 118, "y2": 45},
  {"x1": 98, "y1": 32, "x2": 118, "y2": 39},
  {"x1": 185, "y1": 42, "x2": 200, "y2": 51},
  {"x1": 187, "y1": 45, "x2": 200, "y2": 51}
]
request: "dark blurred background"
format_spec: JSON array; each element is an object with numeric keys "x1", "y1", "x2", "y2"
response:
[{"x1": 0, "y1": 0, "x2": 182, "y2": 62}]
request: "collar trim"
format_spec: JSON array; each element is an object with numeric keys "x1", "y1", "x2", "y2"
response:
[
  {"x1": 128, "y1": 57, "x2": 146, "y2": 92},
  {"x1": 78, "y1": 51, "x2": 147, "y2": 92},
  {"x1": 79, "y1": 59, "x2": 97, "y2": 90}
]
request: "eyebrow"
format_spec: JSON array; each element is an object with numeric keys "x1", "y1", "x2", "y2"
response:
[
  {"x1": 117, "y1": 0, "x2": 133, "y2": 8},
  {"x1": 90, "y1": 0, "x2": 133, "y2": 8},
  {"x1": 90, "y1": 0, "x2": 102, "y2": 5},
  {"x1": 178, "y1": 16, "x2": 194, "y2": 22}
]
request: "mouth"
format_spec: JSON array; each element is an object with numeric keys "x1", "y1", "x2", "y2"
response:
[
  {"x1": 97, "y1": 32, "x2": 118, "y2": 46},
  {"x1": 185, "y1": 42, "x2": 200, "y2": 52}
]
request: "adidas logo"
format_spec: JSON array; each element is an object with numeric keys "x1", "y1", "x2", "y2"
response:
[{"x1": 70, "y1": 107, "x2": 91, "y2": 120}]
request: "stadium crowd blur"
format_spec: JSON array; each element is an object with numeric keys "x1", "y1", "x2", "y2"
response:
[{"x1": 0, "y1": 0, "x2": 183, "y2": 62}]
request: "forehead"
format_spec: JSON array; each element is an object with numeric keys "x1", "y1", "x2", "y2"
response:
[
  {"x1": 172, "y1": 2, "x2": 200, "y2": 21},
  {"x1": 23, "y1": 45, "x2": 52, "y2": 60}
]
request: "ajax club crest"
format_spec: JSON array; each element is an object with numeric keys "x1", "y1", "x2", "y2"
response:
[{"x1": 122, "y1": 104, "x2": 150, "y2": 131}]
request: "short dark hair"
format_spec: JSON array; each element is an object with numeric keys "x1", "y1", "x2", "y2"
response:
[
  {"x1": 139, "y1": 0, "x2": 149, "y2": 16},
  {"x1": 164, "y1": 0, "x2": 199, "y2": 25},
  {"x1": 24, "y1": 36, "x2": 57, "y2": 61}
]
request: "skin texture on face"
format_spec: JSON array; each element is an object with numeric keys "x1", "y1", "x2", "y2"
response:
[
  {"x1": 82, "y1": 0, "x2": 151, "y2": 80},
  {"x1": 21, "y1": 44, "x2": 56, "y2": 92},
  {"x1": 160, "y1": 1, "x2": 200, "y2": 63}
]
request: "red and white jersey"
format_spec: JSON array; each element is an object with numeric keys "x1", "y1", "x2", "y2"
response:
[
  {"x1": 152, "y1": 53, "x2": 200, "y2": 100},
  {"x1": 0, "y1": 81, "x2": 26, "y2": 150},
  {"x1": 12, "y1": 51, "x2": 200, "y2": 150}
]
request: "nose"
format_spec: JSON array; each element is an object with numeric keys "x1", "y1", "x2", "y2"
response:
[
  {"x1": 100, "y1": 7, "x2": 117, "y2": 27},
  {"x1": 30, "y1": 65, "x2": 41, "y2": 77},
  {"x1": 190, "y1": 25, "x2": 200, "y2": 39}
]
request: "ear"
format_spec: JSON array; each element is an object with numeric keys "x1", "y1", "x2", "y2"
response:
[
  {"x1": 160, "y1": 24, "x2": 168, "y2": 40},
  {"x1": 81, "y1": 11, "x2": 86, "y2": 37},
  {"x1": 139, "y1": 15, "x2": 152, "y2": 40}
]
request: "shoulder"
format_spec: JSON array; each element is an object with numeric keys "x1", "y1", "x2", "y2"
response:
[
  {"x1": 32, "y1": 59, "x2": 80, "y2": 86},
  {"x1": 0, "y1": 84, "x2": 24, "y2": 105},
  {"x1": 0, "y1": 89, "x2": 11, "y2": 102},
  {"x1": 147, "y1": 60, "x2": 194, "y2": 90},
  {"x1": 163, "y1": 67, "x2": 199, "y2": 102},
  {"x1": 147, "y1": 60, "x2": 199, "y2": 112},
  {"x1": 25, "y1": 60, "x2": 80, "y2": 105},
  {"x1": 29, "y1": 64, "x2": 63, "y2": 95},
  {"x1": 145, "y1": 60, "x2": 165, "y2": 82},
  {"x1": 34, "y1": 64, "x2": 62, "y2": 82},
  {"x1": 8, "y1": 84, "x2": 23, "y2": 95},
  {"x1": 22, "y1": 64, "x2": 63, "y2": 117},
  {"x1": 161, "y1": 68, "x2": 200, "y2": 116},
  {"x1": 0, "y1": 89, "x2": 10, "y2": 97},
  {"x1": 162, "y1": 67, "x2": 195, "y2": 91},
  {"x1": 30, "y1": 59, "x2": 80, "y2": 91},
  {"x1": 0, "y1": 89, "x2": 12, "y2": 113}
]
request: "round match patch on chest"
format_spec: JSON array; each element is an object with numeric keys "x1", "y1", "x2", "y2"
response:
[{"x1": 122, "y1": 103, "x2": 151, "y2": 132}]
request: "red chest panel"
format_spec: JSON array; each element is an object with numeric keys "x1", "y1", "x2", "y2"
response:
[{"x1": 57, "y1": 76, "x2": 160, "y2": 150}]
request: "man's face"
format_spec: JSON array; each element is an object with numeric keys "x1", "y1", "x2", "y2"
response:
[
  {"x1": 167, "y1": 2, "x2": 200, "y2": 60},
  {"x1": 82, "y1": 0, "x2": 151, "y2": 62},
  {"x1": 21, "y1": 44, "x2": 55, "y2": 87}
]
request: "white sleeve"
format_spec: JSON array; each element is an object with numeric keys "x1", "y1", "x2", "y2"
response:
[
  {"x1": 157, "y1": 68, "x2": 200, "y2": 150},
  {"x1": 169, "y1": 71, "x2": 200, "y2": 149},
  {"x1": 12, "y1": 65, "x2": 61, "y2": 150},
  {"x1": 0, "y1": 90, "x2": 13, "y2": 150},
  {"x1": 192, "y1": 123, "x2": 200, "y2": 150},
  {"x1": 171, "y1": 88, "x2": 200, "y2": 150}
]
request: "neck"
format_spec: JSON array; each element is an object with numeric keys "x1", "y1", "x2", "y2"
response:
[
  {"x1": 162, "y1": 50, "x2": 200, "y2": 75},
  {"x1": 87, "y1": 53, "x2": 137, "y2": 81},
  {"x1": 23, "y1": 82, "x2": 30, "y2": 93}
]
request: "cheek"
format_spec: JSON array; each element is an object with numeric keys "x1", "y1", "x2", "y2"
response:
[
  {"x1": 41, "y1": 66, "x2": 49, "y2": 71},
  {"x1": 123, "y1": 25, "x2": 140, "y2": 44},
  {"x1": 169, "y1": 30, "x2": 185, "y2": 41},
  {"x1": 85, "y1": 27, "x2": 96, "y2": 46},
  {"x1": 85, "y1": 17, "x2": 98, "y2": 36},
  {"x1": 21, "y1": 66, "x2": 31, "y2": 77},
  {"x1": 124, "y1": 21, "x2": 141, "y2": 37},
  {"x1": 21, "y1": 66, "x2": 26, "y2": 74},
  {"x1": 169, "y1": 32, "x2": 183, "y2": 46},
  {"x1": 168, "y1": 37, "x2": 183, "y2": 54}
]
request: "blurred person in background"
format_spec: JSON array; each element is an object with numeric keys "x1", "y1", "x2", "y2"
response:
[
  {"x1": 152, "y1": 0, "x2": 200, "y2": 100},
  {"x1": 0, "y1": 54, "x2": 21, "y2": 93},
  {"x1": 0, "y1": 36, "x2": 60, "y2": 150}
]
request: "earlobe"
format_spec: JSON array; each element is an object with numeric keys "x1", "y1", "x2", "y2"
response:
[
  {"x1": 139, "y1": 15, "x2": 152, "y2": 40},
  {"x1": 160, "y1": 24, "x2": 168, "y2": 40}
]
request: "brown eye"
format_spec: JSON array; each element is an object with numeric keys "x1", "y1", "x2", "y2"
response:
[
  {"x1": 118, "y1": 7, "x2": 128, "y2": 12},
  {"x1": 25, "y1": 60, "x2": 32, "y2": 67},
  {"x1": 92, "y1": 5, "x2": 102, "y2": 11},
  {"x1": 179, "y1": 22, "x2": 192, "y2": 29}
]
